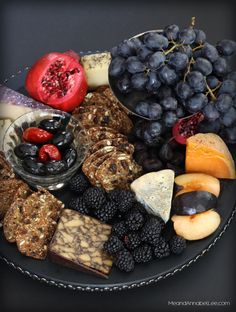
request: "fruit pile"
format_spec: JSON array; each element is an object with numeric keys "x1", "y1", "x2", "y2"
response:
[
  {"x1": 68, "y1": 171, "x2": 186, "y2": 272},
  {"x1": 109, "y1": 18, "x2": 236, "y2": 145},
  {"x1": 14, "y1": 116, "x2": 77, "y2": 175}
]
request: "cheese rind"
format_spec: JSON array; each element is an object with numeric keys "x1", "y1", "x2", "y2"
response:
[{"x1": 131, "y1": 170, "x2": 175, "y2": 223}]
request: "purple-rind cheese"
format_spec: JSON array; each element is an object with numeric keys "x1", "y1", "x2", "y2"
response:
[{"x1": 0, "y1": 85, "x2": 50, "y2": 120}]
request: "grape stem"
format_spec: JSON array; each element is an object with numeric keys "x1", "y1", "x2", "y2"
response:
[
  {"x1": 190, "y1": 17, "x2": 196, "y2": 28},
  {"x1": 206, "y1": 81, "x2": 222, "y2": 97},
  {"x1": 204, "y1": 78, "x2": 217, "y2": 101},
  {"x1": 183, "y1": 57, "x2": 195, "y2": 81},
  {"x1": 192, "y1": 44, "x2": 205, "y2": 52},
  {"x1": 164, "y1": 43, "x2": 182, "y2": 55}
]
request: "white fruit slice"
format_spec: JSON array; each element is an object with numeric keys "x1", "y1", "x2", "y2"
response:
[
  {"x1": 171, "y1": 209, "x2": 221, "y2": 240},
  {"x1": 80, "y1": 52, "x2": 111, "y2": 90},
  {"x1": 131, "y1": 170, "x2": 175, "y2": 223}
]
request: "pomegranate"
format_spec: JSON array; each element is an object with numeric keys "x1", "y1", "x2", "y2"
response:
[
  {"x1": 172, "y1": 112, "x2": 204, "y2": 144},
  {"x1": 25, "y1": 51, "x2": 87, "y2": 112}
]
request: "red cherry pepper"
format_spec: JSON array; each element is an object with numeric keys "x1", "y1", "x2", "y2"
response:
[
  {"x1": 23, "y1": 127, "x2": 53, "y2": 144},
  {"x1": 38, "y1": 144, "x2": 61, "y2": 163}
]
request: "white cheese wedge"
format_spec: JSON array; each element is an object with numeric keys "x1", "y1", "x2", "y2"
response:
[
  {"x1": 80, "y1": 52, "x2": 111, "y2": 90},
  {"x1": 131, "y1": 170, "x2": 175, "y2": 223}
]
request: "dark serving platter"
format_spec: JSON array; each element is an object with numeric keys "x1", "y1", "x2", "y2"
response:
[{"x1": 1, "y1": 65, "x2": 236, "y2": 291}]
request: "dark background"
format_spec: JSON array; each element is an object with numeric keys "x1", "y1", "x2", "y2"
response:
[{"x1": 0, "y1": 0, "x2": 236, "y2": 311}]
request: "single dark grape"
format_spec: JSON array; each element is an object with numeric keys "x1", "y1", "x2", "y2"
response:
[
  {"x1": 194, "y1": 29, "x2": 207, "y2": 44},
  {"x1": 176, "y1": 105, "x2": 185, "y2": 118},
  {"x1": 163, "y1": 24, "x2": 179, "y2": 41},
  {"x1": 220, "y1": 126, "x2": 236, "y2": 144},
  {"x1": 134, "y1": 140, "x2": 148, "y2": 152},
  {"x1": 203, "y1": 103, "x2": 220, "y2": 121},
  {"x1": 202, "y1": 43, "x2": 219, "y2": 62},
  {"x1": 117, "y1": 40, "x2": 135, "y2": 57},
  {"x1": 170, "y1": 151, "x2": 185, "y2": 167},
  {"x1": 135, "y1": 101, "x2": 149, "y2": 117},
  {"x1": 206, "y1": 75, "x2": 220, "y2": 89},
  {"x1": 193, "y1": 49, "x2": 203, "y2": 59},
  {"x1": 227, "y1": 71, "x2": 236, "y2": 83},
  {"x1": 144, "y1": 32, "x2": 169, "y2": 50},
  {"x1": 146, "y1": 71, "x2": 161, "y2": 93},
  {"x1": 186, "y1": 93, "x2": 208, "y2": 113},
  {"x1": 218, "y1": 79, "x2": 236, "y2": 97},
  {"x1": 198, "y1": 119, "x2": 221, "y2": 134},
  {"x1": 215, "y1": 93, "x2": 233, "y2": 113},
  {"x1": 213, "y1": 57, "x2": 229, "y2": 77},
  {"x1": 163, "y1": 111, "x2": 178, "y2": 127},
  {"x1": 178, "y1": 28, "x2": 196, "y2": 44},
  {"x1": 110, "y1": 46, "x2": 119, "y2": 58},
  {"x1": 148, "y1": 102, "x2": 163, "y2": 120},
  {"x1": 117, "y1": 75, "x2": 131, "y2": 93},
  {"x1": 129, "y1": 37, "x2": 142, "y2": 50},
  {"x1": 220, "y1": 107, "x2": 236, "y2": 127},
  {"x1": 146, "y1": 121, "x2": 163, "y2": 137},
  {"x1": 137, "y1": 45, "x2": 153, "y2": 61},
  {"x1": 187, "y1": 71, "x2": 206, "y2": 93},
  {"x1": 126, "y1": 56, "x2": 146, "y2": 74},
  {"x1": 158, "y1": 65, "x2": 178, "y2": 86},
  {"x1": 168, "y1": 52, "x2": 189, "y2": 71},
  {"x1": 175, "y1": 81, "x2": 193, "y2": 100},
  {"x1": 109, "y1": 56, "x2": 126, "y2": 77},
  {"x1": 193, "y1": 57, "x2": 213, "y2": 76},
  {"x1": 131, "y1": 73, "x2": 148, "y2": 90},
  {"x1": 148, "y1": 51, "x2": 166, "y2": 70},
  {"x1": 177, "y1": 45, "x2": 193, "y2": 58},
  {"x1": 216, "y1": 39, "x2": 236, "y2": 56},
  {"x1": 157, "y1": 85, "x2": 173, "y2": 100},
  {"x1": 158, "y1": 143, "x2": 174, "y2": 162},
  {"x1": 134, "y1": 150, "x2": 149, "y2": 165},
  {"x1": 160, "y1": 96, "x2": 178, "y2": 111},
  {"x1": 142, "y1": 158, "x2": 164, "y2": 172}
]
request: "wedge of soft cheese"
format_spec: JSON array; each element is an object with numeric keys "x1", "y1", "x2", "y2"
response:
[
  {"x1": 80, "y1": 52, "x2": 111, "y2": 90},
  {"x1": 0, "y1": 85, "x2": 49, "y2": 121},
  {"x1": 131, "y1": 170, "x2": 175, "y2": 223}
]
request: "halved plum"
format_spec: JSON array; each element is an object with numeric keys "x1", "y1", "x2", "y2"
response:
[
  {"x1": 174, "y1": 173, "x2": 220, "y2": 197},
  {"x1": 172, "y1": 191, "x2": 217, "y2": 216}
]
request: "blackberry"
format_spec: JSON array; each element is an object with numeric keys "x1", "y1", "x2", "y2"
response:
[
  {"x1": 104, "y1": 235, "x2": 124, "y2": 255},
  {"x1": 68, "y1": 197, "x2": 89, "y2": 215},
  {"x1": 83, "y1": 187, "x2": 107, "y2": 210},
  {"x1": 94, "y1": 201, "x2": 118, "y2": 222},
  {"x1": 133, "y1": 244, "x2": 153, "y2": 263},
  {"x1": 169, "y1": 235, "x2": 187, "y2": 255},
  {"x1": 125, "y1": 209, "x2": 145, "y2": 231},
  {"x1": 112, "y1": 221, "x2": 127, "y2": 239},
  {"x1": 114, "y1": 249, "x2": 135, "y2": 272},
  {"x1": 124, "y1": 232, "x2": 141, "y2": 250},
  {"x1": 68, "y1": 172, "x2": 90, "y2": 194},
  {"x1": 153, "y1": 237, "x2": 170, "y2": 259},
  {"x1": 108, "y1": 189, "x2": 135, "y2": 213},
  {"x1": 140, "y1": 217, "x2": 162, "y2": 245}
]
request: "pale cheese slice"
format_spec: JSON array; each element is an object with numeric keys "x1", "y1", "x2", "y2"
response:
[
  {"x1": 80, "y1": 52, "x2": 111, "y2": 90},
  {"x1": 131, "y1": 170, "x2": 175, "y2": 223}
]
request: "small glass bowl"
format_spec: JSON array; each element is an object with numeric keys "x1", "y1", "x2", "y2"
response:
[{"x1": 3, "y1": 109, "x2": 90, "y2": 190}]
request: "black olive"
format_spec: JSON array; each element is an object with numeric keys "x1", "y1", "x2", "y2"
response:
[
  {"x1": 63, "y1": 147, "x2": 77, "y2": 168},
  {"x1": 46, "y1": 160, "x2": 68, "y2": 175},
  {"x1": 38, "y1": 119, "x2": 63, "y2": 134},
  {"x1": 22, "y1": 157, "x2": 46, "y2": 175},
  {"x1": 142, "y1": 158, "x2": 164, "y2": 172},
  {"x1": 52, "y1": 131, "x2": 74, "y2": 150},
  {"x1": 158, "y1": 143, "x2": 174, "y2": 162},
  {"x1": 53, "y1": 115, "x2": 70, "y2": 129},
  {"x1": 14, "y1": 143, "x2": 39, "y2": 159}
]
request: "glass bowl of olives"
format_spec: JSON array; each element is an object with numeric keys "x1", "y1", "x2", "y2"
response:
[{"x1": 3, "y1": 109, "x2": 90, "y2": 190}]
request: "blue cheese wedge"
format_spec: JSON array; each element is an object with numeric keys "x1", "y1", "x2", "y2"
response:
[
  {"x1": 131, "y1": 170, "x2": 175, "y2": 223},
  {"x1": 80, "y1": 52, "x2": 111, "y2": 90}
]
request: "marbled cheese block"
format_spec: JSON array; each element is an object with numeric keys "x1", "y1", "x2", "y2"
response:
[
  {"x1": 49, "y1": 209, "x2": 113, "y2": 278},
  {"x1": 131, "y1": 170, "x2": 175, "y2": 223}
]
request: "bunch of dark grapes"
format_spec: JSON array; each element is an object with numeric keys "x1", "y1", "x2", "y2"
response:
[{"x1": 109, "y1": 17, "x2": 236, "y2": 144}]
